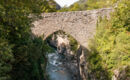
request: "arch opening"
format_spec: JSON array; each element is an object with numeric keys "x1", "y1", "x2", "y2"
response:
[
  {"x1": 44, "y1": 30, "x2": 81, "y2": 80},
  {"x1": 45, "y1": 30, "x2": 79, "y2": 52}
]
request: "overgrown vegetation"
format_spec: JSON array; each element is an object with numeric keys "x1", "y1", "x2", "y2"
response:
[
  {"x1": 88, "y1": 0, "x2": 130, "y2": 79},
  {"x1": 0, "y1": 0, "x2": 57, "y2": 80},
  {"x1": 67, "y1": 35, "x2": 78, "y2": 53},
  {"x1": 59, "y1": 0, "x2": 119, "y2": 12}
]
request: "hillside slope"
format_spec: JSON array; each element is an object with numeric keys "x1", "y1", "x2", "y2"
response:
[{"x1": 59, "y1": 0, "x2": 118, "y2": 11}]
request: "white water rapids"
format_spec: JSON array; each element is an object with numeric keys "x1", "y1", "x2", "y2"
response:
[{"x1": 46, "y1": 51, "x2": 73, "y2": 80}]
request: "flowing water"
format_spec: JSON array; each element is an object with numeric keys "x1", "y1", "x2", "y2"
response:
[{"x1": 46, "y1": 51, "x2": 73, "y2": 80}]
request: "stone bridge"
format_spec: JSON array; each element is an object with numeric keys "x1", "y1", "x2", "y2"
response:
[{"x1": 32, "y1": 8, "x2": 113, "y2": 47}]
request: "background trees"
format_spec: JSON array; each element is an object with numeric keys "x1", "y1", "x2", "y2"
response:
[
  {"x1": 59, "y1": 0, "x2": 119, "y2": 12},
  {"x1": 88, "y1": 0, "x2": 130, "y2": 79}
]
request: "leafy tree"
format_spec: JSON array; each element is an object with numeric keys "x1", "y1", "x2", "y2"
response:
[
  {"x1": 0, "y1": 39, "x2": 14, "y2": 80},
  {"x1": 0, "y1": 0, "x2": 57, "y2": 80},
  {"x1": 89, "y1": 0, "x2": 130, "y2": 79}
]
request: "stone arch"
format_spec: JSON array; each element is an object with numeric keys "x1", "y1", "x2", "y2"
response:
[{"x1": 32, "y1": 8, "x2": 113, "y2": 47}]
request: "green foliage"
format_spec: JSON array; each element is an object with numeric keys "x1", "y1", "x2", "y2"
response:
[
  {"x1": 0, "y1": 39, "x2": 14, "y2": 80},
  {"x1": 111, "y1": 0, "x2": 130, "y2": 31},
  {"x1": 43, "y1": 41, "x2": 55, "y2": 53},
  {"x1": 42, "y1": 0, "x2": 57, "y2": 12},
  {"x1": 88, "y1": 0, "x2": 130, "y2": 79},
  {"x1": 59, "y1": 0, "x2": 119, "y2": 12},
  {"x1": 68, "y1": 35, "x2": 78, "y2": 53},
  {"x1": 0, "y1": 0, "x2": 57, "y2": 80},
  {"x1": 69, "y1": 3, "x2": 81, "y2": 11}
]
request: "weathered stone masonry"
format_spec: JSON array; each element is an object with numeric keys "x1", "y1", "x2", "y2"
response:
[{"x1": 32, "y1": 8, "x2": 113, "y2": 48}]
